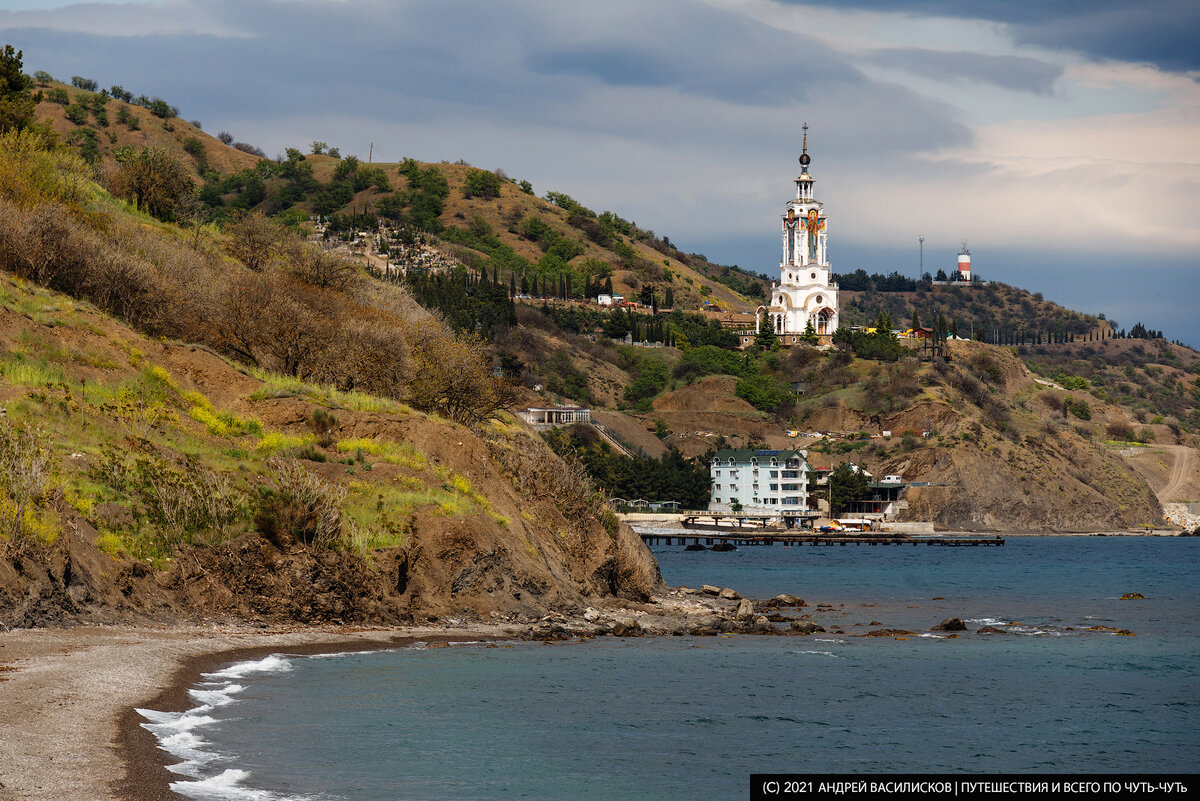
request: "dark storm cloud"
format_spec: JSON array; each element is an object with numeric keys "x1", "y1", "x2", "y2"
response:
[
  {"x1": 524, "y1": 2, "x2": 861, "y2": 105},
  {"x1": 771, "y1": 0, "x2": 1200, "y2": 73},
  {"x1": 0, "y1": 0, "x2": 972, "y2": 159},
  {"x1": 868, "y1": 48, "x2": 1062, "y2": 94}
]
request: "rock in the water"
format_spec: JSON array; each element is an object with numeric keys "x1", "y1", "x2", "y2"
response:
[
  {"x1": 976, "y1": 625, "x2": 1010, "y2": 634},
  {"x1": 1119, "y1": 592, "x2": 1146, "y2": 600},
  {"x1": 735, "y1": 598, "x2": 755, "y2": 620},
  {"x1": 701, "y1": 584, "x2": 721, "y2": 595},
  {"x1": 858, "y1": 628, "x2": 916, "y2": 637},
  {"x1": 772, "y1": 594, "x2": 804, "y2": 607},
  {"x1": 719, "y1": 587, "x2": 741, "y2": 600},
  {"x1": 711, "y1": 542, "x2": 737, "y2": 551},
  {"x1": 931, "y1": 617, "x2": 967, "y2": 632},
  {"x1": 684, "y1": 543, "x2": 708, "y2": 551},
  {"x1": 789, "y1": 621, "x2": 826, "y2": 634}
]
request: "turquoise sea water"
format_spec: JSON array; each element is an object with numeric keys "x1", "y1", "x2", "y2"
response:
[{"x1": 141, "y1": 537, "x2": 1200, "y2": 800}]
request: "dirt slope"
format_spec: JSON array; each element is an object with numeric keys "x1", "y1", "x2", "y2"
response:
[{"x1": 1121, "y1": 445, "x2": 1200, "y2": 504}]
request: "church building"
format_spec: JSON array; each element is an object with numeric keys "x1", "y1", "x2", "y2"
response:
[{"x1": 758, "y1": 125, "x2": 839, "y2": 343}]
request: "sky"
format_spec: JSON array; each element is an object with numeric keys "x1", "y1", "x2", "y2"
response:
[{"x1": 2, "y1": 0, "x2": 1198, "y2": 346}]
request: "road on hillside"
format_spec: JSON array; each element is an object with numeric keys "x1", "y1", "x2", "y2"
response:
[{"x1": 1158, "y1": 445, "x2": 1197, "y2": 502}]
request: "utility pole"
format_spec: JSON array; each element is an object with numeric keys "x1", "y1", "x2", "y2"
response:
[
  {"x1": 369, "y1": 142, "x2": 373, "y2": 163},
  {"x1": 919, "y1": 236, "x2": 924, "y2": 274}
]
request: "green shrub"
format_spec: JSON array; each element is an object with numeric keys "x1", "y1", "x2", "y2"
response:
[
  {"x1": 735, "y1": 373, "x2": 792, "y2": 412},
  {"x1": 1064, "y1": 396, "x2": 1092, "y2": 420},
  {"x1": 64, "y1": 103, "x2": 89, "y2": 125},
  {"x1": 308, "y1": 408, "x2": 338, "y2": 447},
  {"x1": 463, "y1": 168, "x2": 502, "y2": 198}
]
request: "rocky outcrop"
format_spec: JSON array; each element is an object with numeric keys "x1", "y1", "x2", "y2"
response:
[
  {"x1": 930, "y1": 617, "x2": 967, "y2": 632},
  {"x1": 789, "y1": 621, "x2": 826, "y2": 634}
]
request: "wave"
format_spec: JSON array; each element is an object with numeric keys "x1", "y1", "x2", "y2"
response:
[
  {"x1": 204, "y1": 654, "x2": 294, "y2": 680},
  {"x1": 135, "y1": 707, "x2": 221, "y2": 778},
  {"x1": 167, "y1": 768, "x2": 311, "y2": 801},
  {"x1": 188, "y1": 684, "x2": 246, "y2": 708},
  {"x1": 140, "y1": 653, "x2": 316, "y2": 799}
]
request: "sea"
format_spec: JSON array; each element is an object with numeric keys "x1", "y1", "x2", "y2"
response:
[{"x1": 138, "y1": 536, "x2": 1200, "y2": 800}]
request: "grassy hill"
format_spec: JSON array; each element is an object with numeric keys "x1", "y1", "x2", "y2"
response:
[
  {"x1": 31, "y1": 75, "x2": 260, "y2": 179},
  {"x1": 0, "y1": 116, "x2": 659, "y2": 626},
  {"x1": 32, "y1": 77, "x2": 769, "y2": 317}
]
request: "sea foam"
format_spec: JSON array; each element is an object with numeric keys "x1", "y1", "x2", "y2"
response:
[
  {"x1": 139, "y1": 653, "x2": 307, "y2": 799},
  {"x1": 204, "y1": 654, "x2": 294, "y2": 680},
  {"x1": 168, "y1": 768, "x2": 303, "y2": 800}
]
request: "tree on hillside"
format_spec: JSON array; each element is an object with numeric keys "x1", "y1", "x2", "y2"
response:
[
  {"x1": 801, "y1": 318, "x2": 819, "y2": 345},
  {"x1": 404, "y1": 321, "x2": 520, "y2": 425},
  {"x1": 463, "y1": 167, "x2": 501, "y2": 198},
  {"x1": 107, "y1": 146, "x2": 195, "y2": 221},
  {"x1": 224, "y1": 212, "x2": 285, "y2": 271},
  {"x1": 755, "y1": 321, "x2": 780, "y2": 352},
  {"x1": 828, "y1": 463, "x2": 869, "y2": 517},
  {"x1": 0, "y1": 45, "x2": 37, "y2": 133}
]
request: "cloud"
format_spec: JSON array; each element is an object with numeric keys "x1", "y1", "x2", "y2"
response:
[
  {"x1": 867, "y1": 48, "x2": 1061, "y2": 94},
  {"x1": 0, "y1": 1, "x2": 250, "y2": 38},
  {"x1": 769, "y1": 0, "x2": 1200, "y2": 74},
  {"x1": 523, "y1": 2, "x2": 862, "y2": 105}
]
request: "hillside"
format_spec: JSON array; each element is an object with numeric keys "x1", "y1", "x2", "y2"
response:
[
  {"x1": 0, "y1": 123, "x2": 659, "y2": 627},
  {"x1": 1018, "y1": 337, "x2": 1200, "y2": 435},
  {"x1": 32, "y1": 77, "x2": 769, "y2": 318},
  {"x1": 840, "y1": 281, "x2": 1108, "y2": 344},
  {"x1": 753, "y1": 340, "x2": 1178, "y2": 531},
  {"x1": 31, "y1": 76, "x2": 260, "y2": 179},
  {"x1": 0, "y1": 270, "x2": 660, "y2": 628}
]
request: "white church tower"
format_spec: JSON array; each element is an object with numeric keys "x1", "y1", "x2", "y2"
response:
[{"x1": 762, "y1": 124, "x2": 839, "y2": 341}]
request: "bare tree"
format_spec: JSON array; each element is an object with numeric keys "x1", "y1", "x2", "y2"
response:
[{"x1": 225, "y1": 212, "x2": 285, "y2": 271}]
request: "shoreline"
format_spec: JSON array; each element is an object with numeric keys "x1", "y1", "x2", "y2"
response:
[
  {"x1": 0, "y1": 588, "x2": 754, "y2": 801},
  {"x1": 630, "y1": 522, "x2": 1185, "y2": 538},
  {"x1": 0, "y1": 623, "x2": 520, "y2": 801}
]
